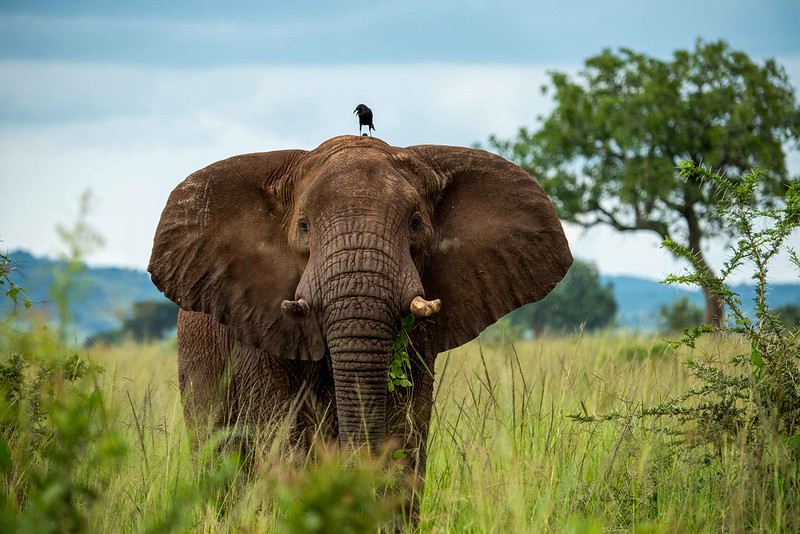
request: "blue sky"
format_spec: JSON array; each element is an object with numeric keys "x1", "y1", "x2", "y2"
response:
[{"x1": 1, "y1": 1, "x2": 799, "y2": 282}]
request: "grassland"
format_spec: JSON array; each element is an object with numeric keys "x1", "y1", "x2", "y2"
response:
[{"x1": 1, "y1": 328, "x2": 796, "y2": 533}]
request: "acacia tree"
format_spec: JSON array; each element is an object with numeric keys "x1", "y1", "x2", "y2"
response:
[{"x1": 488, "y1": 40, "x2": 800, "y2": 327}]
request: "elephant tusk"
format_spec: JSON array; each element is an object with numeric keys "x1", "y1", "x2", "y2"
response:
[
  {"x1": 410, "y1": 296, "x2": 441, "y2": 318},
  {"x1": 281, "y1": 298, "x2": 310, "y2": 318}
]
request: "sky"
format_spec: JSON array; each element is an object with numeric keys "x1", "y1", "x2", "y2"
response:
[{"x1": 1, "y1": 0, "x2": 799, "y2": 284}]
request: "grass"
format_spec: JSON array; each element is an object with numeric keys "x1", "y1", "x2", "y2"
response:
[{"x1": 1, "y1": 328, "x2": 796, "y2": 532}]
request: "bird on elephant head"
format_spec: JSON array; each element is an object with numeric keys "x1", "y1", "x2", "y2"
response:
[
  {"x1": 148, "y1": 135, "x2": 572, "y2": 522},
  {"x1": 353, "y1": 104, "x2": 375, "y2": 136}
]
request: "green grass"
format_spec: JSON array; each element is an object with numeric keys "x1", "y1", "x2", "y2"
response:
[{"x1": 1, "y1": 329, "x2": 796, "y2": 532}]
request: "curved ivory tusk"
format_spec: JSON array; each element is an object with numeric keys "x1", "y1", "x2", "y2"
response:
[
  {"x1": 410, "y1": 296, "x2": 441, "y2": 318},
  {"x1": 281, "y1": 298, "x2": 310, "y2": 317}
]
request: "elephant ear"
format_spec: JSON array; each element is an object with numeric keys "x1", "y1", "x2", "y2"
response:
[
  {"x1": 148, "y1": 150, "x2": 326, "y2": 361},
  {"x1": 408, "y1": 145, "x2": 573, "y2": 354}
]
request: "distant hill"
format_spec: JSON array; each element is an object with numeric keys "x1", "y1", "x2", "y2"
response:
[
  {"x1": 2, "y1": 249, "x2": 799, "y2": 339},
  {"x1": 2, "y1": 249, "x2": 165, "y2": 340}
]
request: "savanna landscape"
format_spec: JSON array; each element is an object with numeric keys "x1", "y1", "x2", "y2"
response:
[
  {"x1": 2, "y1": 161, "x2": 799, "y2": 532},
  {"x1": 2, "y1": 6, "x2": 800, "y2": 533}
]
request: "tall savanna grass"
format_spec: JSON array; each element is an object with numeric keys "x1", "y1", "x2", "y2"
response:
[{"x1": 8, "y1": 324, "x2": 790, "y2": 532}]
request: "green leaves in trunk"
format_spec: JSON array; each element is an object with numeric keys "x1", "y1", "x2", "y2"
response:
[{"x1": 388, "y1": 314, "x2": 418, "y2": 392}]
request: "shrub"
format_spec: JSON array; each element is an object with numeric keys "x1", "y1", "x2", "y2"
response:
[
  {"x1": 0, "y1": 333, "x2": 127, "y2": 532},
  {"x1": 656, "y1": 162, "x2": 800, "y2": 456},
  {"x1": 572, "y1": 162, "x2": 800, "y2": 531}
]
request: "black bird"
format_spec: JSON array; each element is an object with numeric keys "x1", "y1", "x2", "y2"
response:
[{"x1": 353, "y1": 104, "x2": 375, "y2": 137}]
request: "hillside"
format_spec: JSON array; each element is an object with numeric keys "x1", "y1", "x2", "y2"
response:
[
  {"x1": 2, "y1": 250, "x2": 165, "y2": 339},
  {"x1": 2, "y1": 249, "x2": 799, "y2": 339}
]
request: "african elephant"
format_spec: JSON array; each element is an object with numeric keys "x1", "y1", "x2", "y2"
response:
[{"x1": 148, "y1": 135, "x2": 572, "y2": 508}]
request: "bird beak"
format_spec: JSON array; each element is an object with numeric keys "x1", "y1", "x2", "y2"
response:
[{"x1": 353, "y1": 108, "x2": 358, "y2": 114}]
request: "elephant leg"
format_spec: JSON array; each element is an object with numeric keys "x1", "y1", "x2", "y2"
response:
[{"x1": 177, "y1": 310, "x2": 235, "y2": 436}]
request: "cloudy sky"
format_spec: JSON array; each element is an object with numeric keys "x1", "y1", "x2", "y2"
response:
[{"x1": 1, "y1": 1, "x2": 799, "y2": 283}]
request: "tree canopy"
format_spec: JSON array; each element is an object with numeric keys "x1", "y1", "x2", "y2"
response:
[{"x1": 488, "y1": 40, "x2": 800, "y2": 327}]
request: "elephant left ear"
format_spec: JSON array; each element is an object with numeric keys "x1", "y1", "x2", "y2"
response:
[
  {"x1": 406, "y1": 145, "x2": 573, "y2": 354},
  {"x1": 148, "y1": 150, "x2": 326, "y2": 361}
]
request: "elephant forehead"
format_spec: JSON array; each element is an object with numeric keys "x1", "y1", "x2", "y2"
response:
[
  {"x1": 316, "y1": 145, "x2": 392, "y2": 175},
  {"x1": 302, "y1": 151, "x2": 418, "y2": 204}
]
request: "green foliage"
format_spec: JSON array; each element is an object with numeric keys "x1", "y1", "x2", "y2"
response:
[
  {"x1": 487, "y1": 39, "x2": 800, "y2": 325},
  {"x1": 389, "y1": 314, "x2": 418, "y2": 392},
  {"x1": 0, "y1": 334, "x2": 126, "y2": 533},
  {"x1": 143, "y1": 429, "x2": 245, "y2": 533},
  {"x1": 0, "y1": 252, "x2": 31, "y2": 312},
  {"x1": 509, "y1": 259, "x2": 617, "y2": 336},
  {"x1": 658, "y1": 296, "x2": 705, "y2": 332},
  {"x1": 273, "y1": 451, "x2": 403, "y2": 533},
  {"x1": 50, "y1": 191, "x2": 105, "y2": 343},
  {"x1": 659, "y1": 163, "x2": 800, "y2": 451}
]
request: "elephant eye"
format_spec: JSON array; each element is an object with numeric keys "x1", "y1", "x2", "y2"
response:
[
  {"x1": 410, "y1": 212, "x2": 423, "y2": 232},
  {"x1": 297, "y1": 217, "x2": 309, "y2": 233}
]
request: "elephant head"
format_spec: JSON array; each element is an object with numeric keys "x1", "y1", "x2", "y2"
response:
[{"x1": 148, "y1": 135, "x2": 572, "y2": 448}]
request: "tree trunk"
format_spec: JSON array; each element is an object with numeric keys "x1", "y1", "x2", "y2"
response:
[
  {"x1": 702, "y1": 285, "x2": 725, "y2": 328},
  {"x1": 682, "y1": 198, "x2": 724, "y2": 329}
]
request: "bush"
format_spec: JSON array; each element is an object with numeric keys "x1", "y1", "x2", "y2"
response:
[
  {"x1": 573, "y1": 162, "x2": 800, "y2": 531},
  {"x1": 657, "y1": 162, "x2": 800, "y2": 456},
  {"x1": 0, "y1": 333, "x2": 127, "y2": 532}
]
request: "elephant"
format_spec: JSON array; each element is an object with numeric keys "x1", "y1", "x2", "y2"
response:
[{"x1": 148, "y1": 135, "x2": 572, "y2": 516}]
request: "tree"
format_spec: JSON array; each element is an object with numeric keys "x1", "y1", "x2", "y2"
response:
[
  {"x1": 509, "y1": 259, "x2": 616, "y2": 336},
  {"x1": 487, "y1": 40, "x2": 800, "y2": 328},
  {"x1": 124, "y1": 300, "x2": 178, "y2": 340},
  {"x1": 87, "y1": 299, "x2": 178, "y2": 345},
  {"x1": 658, "y1": 296, "x2": 704, "y2": 332}
]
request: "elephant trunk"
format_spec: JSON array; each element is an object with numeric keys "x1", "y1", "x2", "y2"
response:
[
  {"x1": 310, "y1": 214, "x2": 425, "y2": 450},
  {"x1": 327, "y1": 319, "x2": 393, "y2": 448},
  {"x1": 314, "y1": 239, "x2": 411, "y2": 449}
]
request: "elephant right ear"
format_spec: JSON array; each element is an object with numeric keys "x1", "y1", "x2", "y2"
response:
[
  {"x1": 407, "y1": 145, "x2": 573, "y2": 355},
  {"x1": 148, "y1": 150, "x2": 325, "y2": 361}
]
